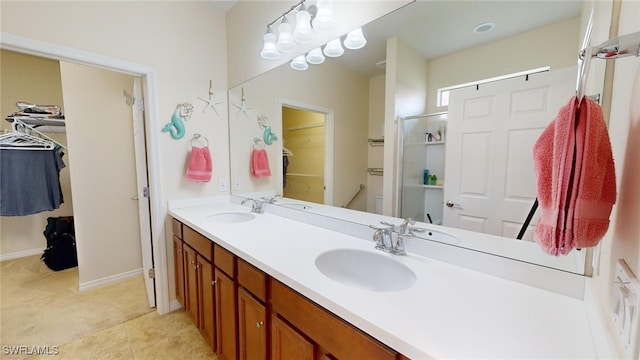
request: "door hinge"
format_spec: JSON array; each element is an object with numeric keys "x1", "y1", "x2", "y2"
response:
[
  {"x1": 143, "y1": 186, "x2": 150, "y2": 198},
  {"x1": 137, "y1": 98, "x2": 145, "y2": 112},
  {"x1": 148, "y1": 268, "x2": 155, "y2": 279}
]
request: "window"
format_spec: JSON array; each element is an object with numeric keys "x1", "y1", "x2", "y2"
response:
[{"x1": 436, "y1": 66, "x2": 551, "y2": 107}]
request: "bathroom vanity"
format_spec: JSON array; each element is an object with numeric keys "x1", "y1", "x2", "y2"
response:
[{"x1": 169, "y1": 197, "x2": 597, "y2": 359}]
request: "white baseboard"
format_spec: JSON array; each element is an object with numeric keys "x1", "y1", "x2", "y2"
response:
[
  {"x1": 79, "y1": 268, "x2": 143, "y2": 292},
  {"x1": 169, "y1": 299, "x2": 184, "y2": 313},
  {"x1": 0, "y1": 247, "x2": 46, "y2": 262}
]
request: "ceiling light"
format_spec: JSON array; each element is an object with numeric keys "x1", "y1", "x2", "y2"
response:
[
  {"x1": 276, "y1": 16, "x2": 296, "y2": 52},
  {"x1": 290, "y1": 55, "x2": 309, "y2": 71},
  {"x1": 343, "y1": 27, "x2": 367, "y2": 50},
  {"x1": 323, "y1": 38, "x2": 344, "y2": 57},
  {"x1": 306, "y1": 47, "x2": 325, "y2": 64},
  {"x1": 260, "y1": 27, "x2": 281, "y2": 59},
  {"x1": 313, "y1": 0, "x2": 335, "y2": 31},
  {"x1": 293, "y1": 3, "x2": 314, "y2": 43},
  {"x1": 473, "y1": 22, "x2": 495, "y2": 33}
]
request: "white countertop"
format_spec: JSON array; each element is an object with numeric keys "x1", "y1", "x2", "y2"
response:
[{"x1": 169, "y1": 199, "x2": 597, "y2": 359}]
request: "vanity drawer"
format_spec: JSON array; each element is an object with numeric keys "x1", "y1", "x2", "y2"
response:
[
  {"x1": 270, "y1": 279, "x2": 396, "y2": 360},
  {"x1": 214, "y1": 243, "x2": 236, "y2": 277},
  {"x1": 237, "y1": 258, "x2": 267, "y2": 302},
  {"x1": 183, "y1": 226, "x2": 213, "y2": 262},
  {"x1": 172, "y1": 218, "x2": 183, "y2": 239}
]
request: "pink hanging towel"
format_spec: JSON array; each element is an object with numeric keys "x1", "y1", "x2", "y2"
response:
[
  {"x1": 250, "y1": 148, "x2": 271, "y2": 178},
  {"x1": 185, "y1": 146, "x2": 213, "y2": 182},
  {"x1": 533, "y1": 96, "x2": 616, "y2": 256}
]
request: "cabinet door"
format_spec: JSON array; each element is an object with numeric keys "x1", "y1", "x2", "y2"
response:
[
  {"x1": 271, "y1": 315, "x2": 314, "y2": 360},
  {"x1": 173, "y1": 236, "x2": 185, "y2": 307},
  {"x1": 184, "y1": 245, "x2": 199, "y2": 326},
  {"x1": 198, "y1": 255, "x2": 215, "y2": 350},
  {"x1": 215, "y1": 268, "x2": 237, "y2": 360},
  {"x1": 238, "y1": 288, "x2": 267, "y2": 360}
]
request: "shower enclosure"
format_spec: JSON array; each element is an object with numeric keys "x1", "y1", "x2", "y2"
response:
[{"x1": 398, "y1": 112, "x2": 447, "y2": 224}]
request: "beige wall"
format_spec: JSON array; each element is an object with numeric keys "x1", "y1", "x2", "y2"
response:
[
  {"x1": 0, "y1": 50, "x2": 73, "y2": 257},
  {"x1": 367, "y1": 74, "x2": 385, "y2": 213},
  {"x1": 229, "y1": 59, "x2": 370, "y2": 209},
  {"x1": 593, "y1": 0, "x2": 640, "y2": 356},
  {"x1": 382, "y1": 37, "x2": 428, "y2": 216},
  {"x1": 226, "y1": 0, "x2": 411, "y2": 87},
  {"x1": 1, "y1": 1, "x2": 228, "y2": 295},
  {"x1": 426, "y1": 17, "x2": 581, "y2": 113}
]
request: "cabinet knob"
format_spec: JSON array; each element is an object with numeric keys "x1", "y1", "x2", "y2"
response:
[
  {"x1": 256, "y1": 321, "x2": 264, "y2": 328},
  {"x1": 212, "y1": 280, "x2": 217, "y2": 286},
  {"x1": 177, "y1": 249, "x2": 182, "y2": 254}
]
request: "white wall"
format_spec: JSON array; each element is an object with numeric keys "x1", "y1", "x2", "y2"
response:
[
  {"x1": 226, "y1": 0, "x2": 411, "y2": 86},
  {"x1": 592, "y1": 0, "x2": 640, "y2": 356},
  {"x1": 1, "y1": 1, "x2": 228, "y2": 294}
]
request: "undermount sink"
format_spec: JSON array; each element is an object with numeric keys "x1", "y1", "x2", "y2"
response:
[
  {"x1": 315, "y1": 249, "x2": 416, "y2": 292},
  {"x1": 205, "y1": 212, "x2": 255, "y2": 224}
]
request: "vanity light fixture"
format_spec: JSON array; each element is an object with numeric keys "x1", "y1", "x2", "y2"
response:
[
  {"x1": 290, "y1": 55, "x2": 309, "y2": 70},
  {"x1": 292, "y1": 3, "x2": 314, "y2": 43},
  {"x1": 343, "y1": 27, "x2": 367, "y2": 49},
  {"x1": 312, "y1": 0, "x2": 335, "y2": 31},
  {"x1": 323, "y1": 38, "x2": 344, "y2": 57},
  {"x1": 306, "y1": 47, "x2": 325, "y2": 64},
  {"x1": 260, "y1": 26, "x2": 281, "y2": 60},
  {"x1": 276, "y1": 16, "x2": 296, "y2": 52}
]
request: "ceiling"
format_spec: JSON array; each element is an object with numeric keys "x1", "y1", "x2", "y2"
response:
[{"x1": 210, "y1": 1, "x2": 584, "y2": 77}]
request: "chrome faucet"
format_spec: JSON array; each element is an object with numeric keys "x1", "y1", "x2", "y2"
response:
[
  {"x1": 261, "y1": 194, "x2": 282, "y2": 204},
  {"x1": 241, "y1": 198, "x2": 264, "y2": 214},
  {"x1": 369, "y1": 218, "x2": 415, "y2": 256}
]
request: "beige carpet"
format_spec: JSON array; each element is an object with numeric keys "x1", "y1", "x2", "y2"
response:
[{"x1": 0, "y1": 255, "x2": 215, "y2": 359}]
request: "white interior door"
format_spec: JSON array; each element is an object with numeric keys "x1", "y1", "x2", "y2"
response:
[
  {"x1": 443, "y1": 66, "x2": 575, "y2": 239},
  {"x1": 132, "y1": 78, "x2": 155, "y2": 307}
]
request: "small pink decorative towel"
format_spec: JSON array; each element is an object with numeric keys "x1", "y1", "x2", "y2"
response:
[
  {"x1": 250, "y1": 149, "x2": 271, "y2": 178},
  {"x1": 186, "y1": 146, "x2": 212, "y2": 182},
  {"x1": 533, "y1": 96, "x2": 616, "y2": 256}
]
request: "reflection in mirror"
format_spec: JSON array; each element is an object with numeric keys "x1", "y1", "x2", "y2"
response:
[{"x1": 229, "y1": 0, "x2": 612, "y2": 274}]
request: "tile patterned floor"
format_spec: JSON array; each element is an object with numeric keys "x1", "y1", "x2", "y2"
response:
[{"x1": 1, "y1": 255, "x2": 216, "y2": 359}]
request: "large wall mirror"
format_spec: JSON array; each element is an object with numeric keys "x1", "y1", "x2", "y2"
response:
[{"x1": 228, "y1": 0, "x2": 612, "y2": 275}]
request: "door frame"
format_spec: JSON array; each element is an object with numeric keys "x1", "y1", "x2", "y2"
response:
[
  {"x1": 278, "y1": 98, "x2": 334, "y2": 206},
  {"x1": 1, "y1": 32, "x2": 169, "y2": 314}
]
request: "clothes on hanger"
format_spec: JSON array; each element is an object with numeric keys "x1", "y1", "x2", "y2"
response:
[{"x1": 1, "y1": 147, "x2": 66, "y2": 216}]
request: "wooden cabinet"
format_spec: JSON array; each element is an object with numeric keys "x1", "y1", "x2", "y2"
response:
[
  {"x1": 171, "y1": 218, "x2": 410, "y2": 360},
  {"x1": 173, "y1": 235, "x2": 185, "y2": 307},
  {"x1": 215, "y1": 268, "x2": 237, "y2": 360},
  {"x1": 183, "y1": 244, "x2": 199, "y2": 325},
  {"x1": 238, "y1": 287, "x2": 267, "y2": 360},
  {"x1": 271, "y1": 314, "x2": 314, "y2": 360}
]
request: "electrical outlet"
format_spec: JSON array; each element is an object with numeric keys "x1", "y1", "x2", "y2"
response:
[
  {"x1": 218, "y1": 179, "x2": 227, "y2": 192},
  {"x1": 234, "y1": 178, "x2": 241, "y2": 190},
  {"x1": 611, "y1": 259, "x2": 640, "y2": 359}
]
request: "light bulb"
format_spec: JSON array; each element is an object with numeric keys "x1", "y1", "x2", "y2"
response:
[
  {"x1": 306, "y1": 47, "x2": 325, "y2": 65},
  {"x1": 276, "y1": 16, "x2": 296, "y2": 52},
  {"x1": 293, "y1": 4, "x2": 314, "y2": 43},
  {"x1": 260, "y1": 27, "x2": 281, "y2": 59},
  {"x1": 312, "y1": 0, "x2": 335, "y2": 31},
  {"x1": 290, "y1": 55, "x2": 309, "y2": 71},
  {"x1": 323, "y1": 38, "x2": 344, "y2": 57},
  {"x1": 344, "y1": 27, "x2": 367, "y2": 50}
]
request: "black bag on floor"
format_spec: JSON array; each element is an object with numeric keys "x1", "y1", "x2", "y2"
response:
[{"x1": 41, "y1": 216, "x2": 77, "y2": 271}]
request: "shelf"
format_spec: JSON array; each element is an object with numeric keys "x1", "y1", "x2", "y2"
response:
[
  {"x1": 425, "y1": 140, "x2": 445, "y2": 145},
  {"x1": 423, "y1": 184, "x2": 443, "y2": 189},
  {"x1": 368, "y1": 138, "x2": 384, "y2": 147}
]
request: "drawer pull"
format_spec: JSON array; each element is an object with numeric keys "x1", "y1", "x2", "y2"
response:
[{"x1": 256, "y1": 321, "x2": 264, "y2": 328}]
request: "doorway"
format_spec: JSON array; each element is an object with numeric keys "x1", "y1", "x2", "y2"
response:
[
  {"x1": 1, "y1": 34, "x2": 163, "y2": 311},
  {"x1": 282, "y1": 106, "x2": 326, "y2": 204}
]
